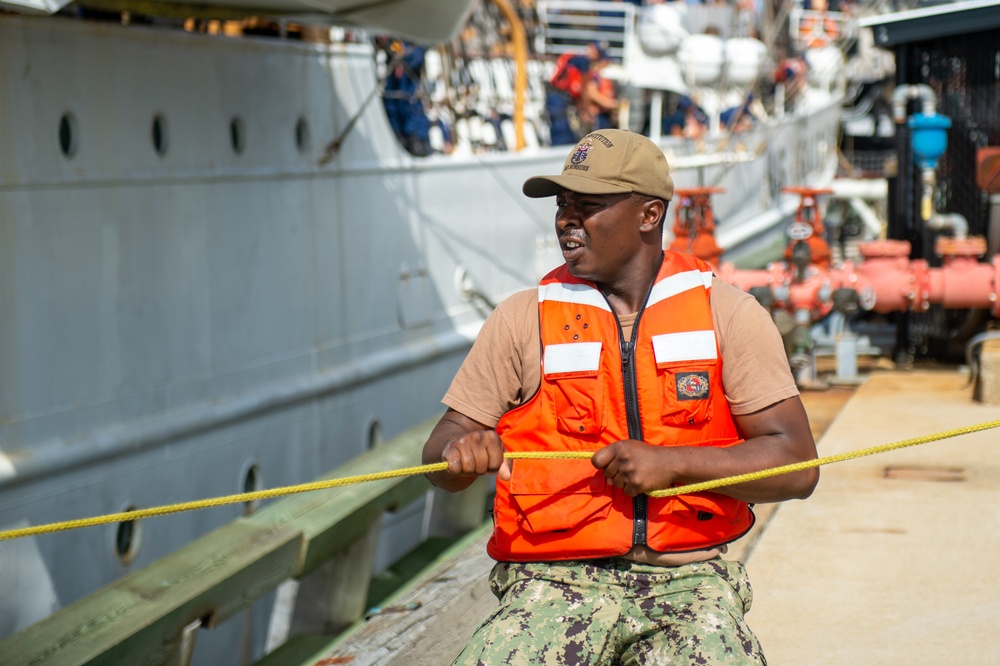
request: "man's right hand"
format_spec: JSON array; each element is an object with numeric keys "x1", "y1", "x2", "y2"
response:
[{"x1": 422, "y1": 409, "x2": 510, "y2": 492}]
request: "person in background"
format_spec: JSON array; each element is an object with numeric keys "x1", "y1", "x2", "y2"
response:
[
  {"x1": 379, "y1": 37, "x2": 432, "y2": 156},
  {"x1": 546, "y1": 47, "x2": 591, "y2": 145},
  {"x1": 546, "y1": 41, "x2": 620, "y2": 144},
  {"x1": 660, "y1": 95, "x2": 708, "y2": 139},
  {"x1": 578, "y1": 41, "x2": 620, "y2": 133},
  {"x1": 424, "y1": 129, "x2": 819, "y2": 664},
  {"x1": 774, "y1": 54, "x2": 809, "y2": 112},
  {"x1": 721, "y1": 94, "x2": 757, "y2": 132},
  {"x1": 734, "y1": 0, "x2": 760, "y2": 39},
  {"x1": 799, "y1": 0, "x2": 840, "y2": 49}
]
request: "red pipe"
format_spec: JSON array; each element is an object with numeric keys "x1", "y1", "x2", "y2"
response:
[{"x1": 717, "y1": 239, "x2": 1000, "y2": 319}]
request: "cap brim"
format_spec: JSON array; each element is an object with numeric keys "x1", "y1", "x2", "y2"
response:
[{"x1": 522, "y1": 174, "x2": 633, "y2": 199}]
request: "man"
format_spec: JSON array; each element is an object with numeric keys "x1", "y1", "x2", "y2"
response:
[
  {"x1": 379, "y1": 37, "x2": 432, "y2": 156},
  {"x1": 547, "y1": 41, "x2": 619, "y2": 144},
  {"x1": 578, "y1": 42, "x2": 619, "y2": 133},
  {"x1": 799, "y1": 0, "x2": 840, "y2": 49},
  {"x1": 423, "y1": 129, "x2": 818, "y2": 664}
]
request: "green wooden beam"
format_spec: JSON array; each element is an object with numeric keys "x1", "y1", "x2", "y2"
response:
[
  {"x1": 244, "y1": 415, "x2": 439, "y2": 576},
  {"x1": 0, "y1": 414, "x2": 441, "y2": 665},
  {"x1": 0, "y1": 522, "x2": 302, "y2": 665}
]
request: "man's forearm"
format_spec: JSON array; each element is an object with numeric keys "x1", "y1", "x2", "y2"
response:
[
  {"x1": 423, "y1": 417, "x2": 476, "y2": 492},
  {"x1": 422, "y1": 410, "x2": 502, "y2": 492},
  {"x1": 668, "y1": 437, "x2": 819, "y2": 504}
]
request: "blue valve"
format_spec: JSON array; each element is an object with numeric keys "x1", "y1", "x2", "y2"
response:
[{"x1": 908, "y1": 113, "x2": 952, "y2": 170}]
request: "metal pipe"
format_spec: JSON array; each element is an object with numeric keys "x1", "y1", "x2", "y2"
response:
[
  {"x1": 965, "y1": 330, "x2": 1000, "y2": 389},
  {"x1": 891, "y1": 83, "x2": 937, "y2": 122},
  {"x1": 927, "y1": 211, "x2": 969, "y2": 239}
]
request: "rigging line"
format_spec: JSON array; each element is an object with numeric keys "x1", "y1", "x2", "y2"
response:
[
  {"x1": 319, "y1": 45, "x2": 409, "y2": 165},
  {"x1": 318, "y1": 79, "x2": 381, "y2": 165},
  {"x1": 3, "y1": 418, "x2": 999, "y2": 542}
]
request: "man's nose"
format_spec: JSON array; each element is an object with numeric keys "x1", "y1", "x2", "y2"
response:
[{"x1": 557, "y1": 205, "x2": 582, "y2": 229}]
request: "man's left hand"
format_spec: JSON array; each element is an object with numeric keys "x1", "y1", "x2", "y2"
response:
[{"x1": 591, "y1": 440, "x2": 674, "y2": 497}]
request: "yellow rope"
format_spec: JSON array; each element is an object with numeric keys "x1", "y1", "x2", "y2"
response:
[
  {"x1": 2, "y1": 418, "x2": 999, "y2": 542},
  {"x1": 662, "y1": 417, "x2": 1000, "y2": 496},
  {"x1": 512, "y1": 418, "x2": 1000, "y2": 498},
  {"x1": 0, "y1": 463, "x2": 448, "y2": 542}
]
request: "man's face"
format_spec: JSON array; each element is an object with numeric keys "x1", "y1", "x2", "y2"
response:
[{"x1": 554, "y1": 190, "x2": 645, "y2": 284}]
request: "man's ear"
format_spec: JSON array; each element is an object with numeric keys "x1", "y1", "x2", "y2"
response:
[{"x1": 639, "y1": 198, "x2": 666, "y2": 233}]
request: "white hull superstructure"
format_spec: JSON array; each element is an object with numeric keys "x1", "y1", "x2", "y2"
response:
[{"x1": 0, "y1": 5, "x2": 841, "y2": 663}]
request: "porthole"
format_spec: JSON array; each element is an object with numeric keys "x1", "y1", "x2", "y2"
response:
[
  {"x1": 229, "y1": 115, "x2": 245, "y2": 155},
  {"x1": 58, "y1": 112, "x2": 78, "y2": 159},
  {"x1": 295, "y1": 116, "x2": 310, "y2": 153},
  {"x1": 114, "y1": 504, "x2": 142, "y2": 566},
  {"x1": 241, "y1": 462, "x2": 261, "y2": 515},
  {"x1": 151, "y1": 113, "x2": 169, "y2": 157},
  {"x1": 368, "y1": 419, "x2": 384, "y2": 451}
]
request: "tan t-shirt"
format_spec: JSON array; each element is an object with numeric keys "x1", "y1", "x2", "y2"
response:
[{"x1": 443, "y1": 277, "x2": 798, "y2": 565}]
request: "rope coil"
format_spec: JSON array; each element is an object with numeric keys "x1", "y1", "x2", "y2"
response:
[{"x1": 2, "y1": 419, "x2": 999, "y2": 542}]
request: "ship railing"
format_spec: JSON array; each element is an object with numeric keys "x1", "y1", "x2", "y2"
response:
[
  {"x1": 0, "y1": 414, "x2": 489, "y2": 665},
  {"x1": 535, "y1": 0, "x2": 635, "y2": 63}
]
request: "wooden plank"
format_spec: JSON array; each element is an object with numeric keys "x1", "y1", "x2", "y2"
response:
[
  {"x1": 0, "y1": 522, "x2": 302, "y2": 666},
  {"x1": 288, "y1": 518, "x2": 383, "y2": 635},
  {"x1": 255, "y1": 634, "x2": 332, "y2": 666},
  {"x1": 244, "y1": 416, "x2": 439, "y2": 577},
  {"x1": 275, "y1": 523, "x2": 497, "y2": 666}
]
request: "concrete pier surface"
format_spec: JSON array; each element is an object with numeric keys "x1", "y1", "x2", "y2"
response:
[
  {"x1": 746, "y1": 369, "x2": 1000, "y2": 665},
  {"x1": 317, "y1": 368, "x2": 1000, "y2": 665}
]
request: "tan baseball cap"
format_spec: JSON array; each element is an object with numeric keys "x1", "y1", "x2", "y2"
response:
[{"x1": 523, "y1": 129, "x2": 674, "y2": 201}]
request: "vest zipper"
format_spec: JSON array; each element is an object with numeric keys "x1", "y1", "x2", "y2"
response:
[
  {"x1": 609, "y1": 253, "x2": 662, "y2": 548},
  {"x1": 621, "y1": 315, "x2": 647, "y2": 546}
]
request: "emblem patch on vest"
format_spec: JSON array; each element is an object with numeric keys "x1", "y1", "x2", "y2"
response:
[{"x1": 676, "y1": 371, "x2": 710, "y2": 400}]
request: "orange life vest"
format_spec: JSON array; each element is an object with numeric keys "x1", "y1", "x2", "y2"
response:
[
  {"x1": 550, "y1": 53, "x2": 586, "y2": 99},
  {"x1": 800, "y1": 13, "x2": 839, "y2": 48},
  {"x1": 488, "y1": 252, "x2": 754, "y2": 562}
]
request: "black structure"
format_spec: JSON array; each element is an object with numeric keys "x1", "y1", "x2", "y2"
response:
[{"x1": 863, "y1": 1, "x2": 1000, "y2": 361}]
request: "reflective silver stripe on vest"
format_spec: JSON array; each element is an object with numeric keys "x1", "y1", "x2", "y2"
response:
[
  {"x1": 538, "y1": 282, "x2": 612, "y2": 311},
  {"x1": 543, "y1": 341, "x2": 603, "y2": 375},
  {"x1": 646, "y1": 270, "x2": 713, "y2": 308},
  {"x1": 651, "y1": 330, "x2": 718, "y2": 363}
]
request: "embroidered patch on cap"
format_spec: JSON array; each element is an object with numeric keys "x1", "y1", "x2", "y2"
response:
[
  {"x1": 676, "y1": 372, "x2": 710, "y2": 400},
  {"x1": 569, "y1": 139, "x2": 592, "y2": 166}
]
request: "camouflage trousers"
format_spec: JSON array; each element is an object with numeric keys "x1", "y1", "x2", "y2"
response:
[{"x1": 453, "y1": 557, "x2": 766, "y2": 666}]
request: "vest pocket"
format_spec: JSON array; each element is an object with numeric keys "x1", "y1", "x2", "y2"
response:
[
  {"x1": 549, "y1": 371, "x2": 605, "y2": 435},
  {"x1": 544, "y1": 341, "x2": 605, "y2": 436},
  {"x1": 509, "y1": 459, "x2": 611, "y2": 533},
  {"x1": 657, "y1": 362, "x2": 715, "y2": 427},
  {"x1": 646, "y1": 492, "x2": 753, "y2": 550}
]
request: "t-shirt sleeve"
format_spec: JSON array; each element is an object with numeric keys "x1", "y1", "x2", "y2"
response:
[
  {"x1": 442, "y1": 289, "x2": 537, "y2": 428},
  {"x1": 712, "y1": 278, "x2": 799, "y2": 415}
]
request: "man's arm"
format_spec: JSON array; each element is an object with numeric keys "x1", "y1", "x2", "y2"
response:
[
  {"x1": 422, "y1": 408, "x2": 510, "y2": 493},
  {"x1": 583, "y1": 78, "x2": 618, "y2": 112},
  {"x1": 591, "y1": 395, "x2": 819, "y2": 503}
]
